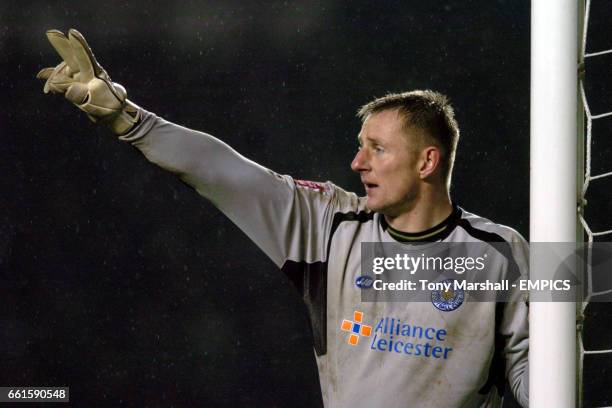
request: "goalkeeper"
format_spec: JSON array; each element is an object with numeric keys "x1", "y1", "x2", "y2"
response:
[{"x1": 37, "y1": 29, "x2": 529, "y2": 408}]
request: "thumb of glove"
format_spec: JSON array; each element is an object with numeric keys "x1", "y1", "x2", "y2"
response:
[{"x1": 65, "y1": 82, "x2": 88, "y2": 104}]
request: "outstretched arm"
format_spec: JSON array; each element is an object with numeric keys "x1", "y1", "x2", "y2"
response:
[
  {"x1": 36, "y1": 29, "x2": 348, "y2": 269},
  {"x1": 118, "y1": 109, "x2": 339, "y2": 267}
]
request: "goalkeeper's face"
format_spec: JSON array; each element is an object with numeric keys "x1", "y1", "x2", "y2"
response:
[{"x1": 351, "y1": 109, "x2": 424, "y2": 215}]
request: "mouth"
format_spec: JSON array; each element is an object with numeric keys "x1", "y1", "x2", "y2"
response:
[{"x1": 363, "y1": 183, "x2": 378, "y2": 192}]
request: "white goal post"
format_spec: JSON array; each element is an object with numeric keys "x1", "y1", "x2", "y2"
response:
[{"x1": 530, "y1": 1, "x2": 582, "y2": 407}]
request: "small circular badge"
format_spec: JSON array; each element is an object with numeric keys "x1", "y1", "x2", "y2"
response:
[
  {"x1": 431, "y1": 278, "x2": 464, "y2": 311},
  {"x1": 355, "y1": 275, "x2": 374, "y2": 289}
]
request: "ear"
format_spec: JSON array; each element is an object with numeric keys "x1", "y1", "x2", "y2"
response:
[{"x1": 418, "y1": 146, "x2": 442, "y2": 179}]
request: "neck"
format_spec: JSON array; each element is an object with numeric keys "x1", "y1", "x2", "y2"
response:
[{"x1": 384, "y1": 189, "x2": 453, "y2": 233}]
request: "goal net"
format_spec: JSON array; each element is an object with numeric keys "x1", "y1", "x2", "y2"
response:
[{"x1": 578, "y1": 0, "x2": 612, "y2": 406}]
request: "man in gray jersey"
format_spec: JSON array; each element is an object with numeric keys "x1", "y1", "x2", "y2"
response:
[{"x1": 37, "y1": 29, "x2": 529, "y2": 407}]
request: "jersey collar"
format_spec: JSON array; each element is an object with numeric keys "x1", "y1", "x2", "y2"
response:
[{"x1": 380, "y1": 204, "x2": 462, "y2": 243}]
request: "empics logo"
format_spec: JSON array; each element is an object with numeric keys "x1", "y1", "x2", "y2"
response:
[{"x1": 340, "y1": 311, "x2": 372, "y2": 345}]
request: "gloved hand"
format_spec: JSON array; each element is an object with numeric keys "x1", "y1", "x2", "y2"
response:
[{"x1": 36, "y1": 29, "x2": 140, "y2": 135}]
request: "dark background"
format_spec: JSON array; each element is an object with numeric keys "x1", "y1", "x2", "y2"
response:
[{"x1": 1, "y1": 0, "x2": 611, "y2": 406}]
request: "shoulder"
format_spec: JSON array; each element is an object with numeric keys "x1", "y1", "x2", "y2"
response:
[
  {"x1": 290, "y1": 177, "x2": 369, "y2": 214},
  {"x1": 456, "y1": 207, "x2": 527, "y2": 246},
  {"x1": 455, "y1": 207, "x2": 529, "y2": 271}
]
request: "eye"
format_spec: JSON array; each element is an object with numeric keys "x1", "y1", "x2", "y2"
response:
[{"x1": 374, "y1": 146, "x2": 385, "y2": 153}]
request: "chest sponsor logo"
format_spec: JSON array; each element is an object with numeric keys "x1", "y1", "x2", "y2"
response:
[
  {"x1": 340, "y1": 311, "x2": 373, "y2": 345},
  {"x1": 341, "y1": 315, "x2": 454, "y2": 360},
  {"x1": 355, "y1": 275, "x2": 374, "y2": 289},
  {"x1": 431, "y1": 278, "x2": 464, "y2": 311}
]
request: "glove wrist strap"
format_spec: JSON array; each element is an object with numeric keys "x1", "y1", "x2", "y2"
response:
[{"x1": 108, "y1": 100, "x2": 141, "y2": 135}]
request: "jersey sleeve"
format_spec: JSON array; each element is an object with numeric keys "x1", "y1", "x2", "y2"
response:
[
  {"x1": 117, "y1": 109, "x2": 355, "y2": 269},
  {"x1": 500, "y1": 230, "x2": 530, "y2": 408}
]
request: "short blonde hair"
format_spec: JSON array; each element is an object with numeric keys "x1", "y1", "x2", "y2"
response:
[{"x1": 357, "y1": 90, "x2": 460, "y2": 185}]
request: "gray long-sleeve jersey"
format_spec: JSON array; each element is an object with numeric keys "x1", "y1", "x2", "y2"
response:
[{"x1": 118, "y1": 110, "x2": 529, "y2": 408}]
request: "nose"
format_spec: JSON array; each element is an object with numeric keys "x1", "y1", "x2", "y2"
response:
[{"x1": 351, "y1": 148, "x2": 370, "y2": 173}]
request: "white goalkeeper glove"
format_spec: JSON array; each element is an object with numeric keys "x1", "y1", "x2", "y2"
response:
[{"x1": 36, "y1": 29, "x2": 140, "y2": 135}]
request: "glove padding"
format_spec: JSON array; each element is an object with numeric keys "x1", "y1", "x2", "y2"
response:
[{"x1": 36, "y1": 29, "x2": 139, "y2": 135}]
